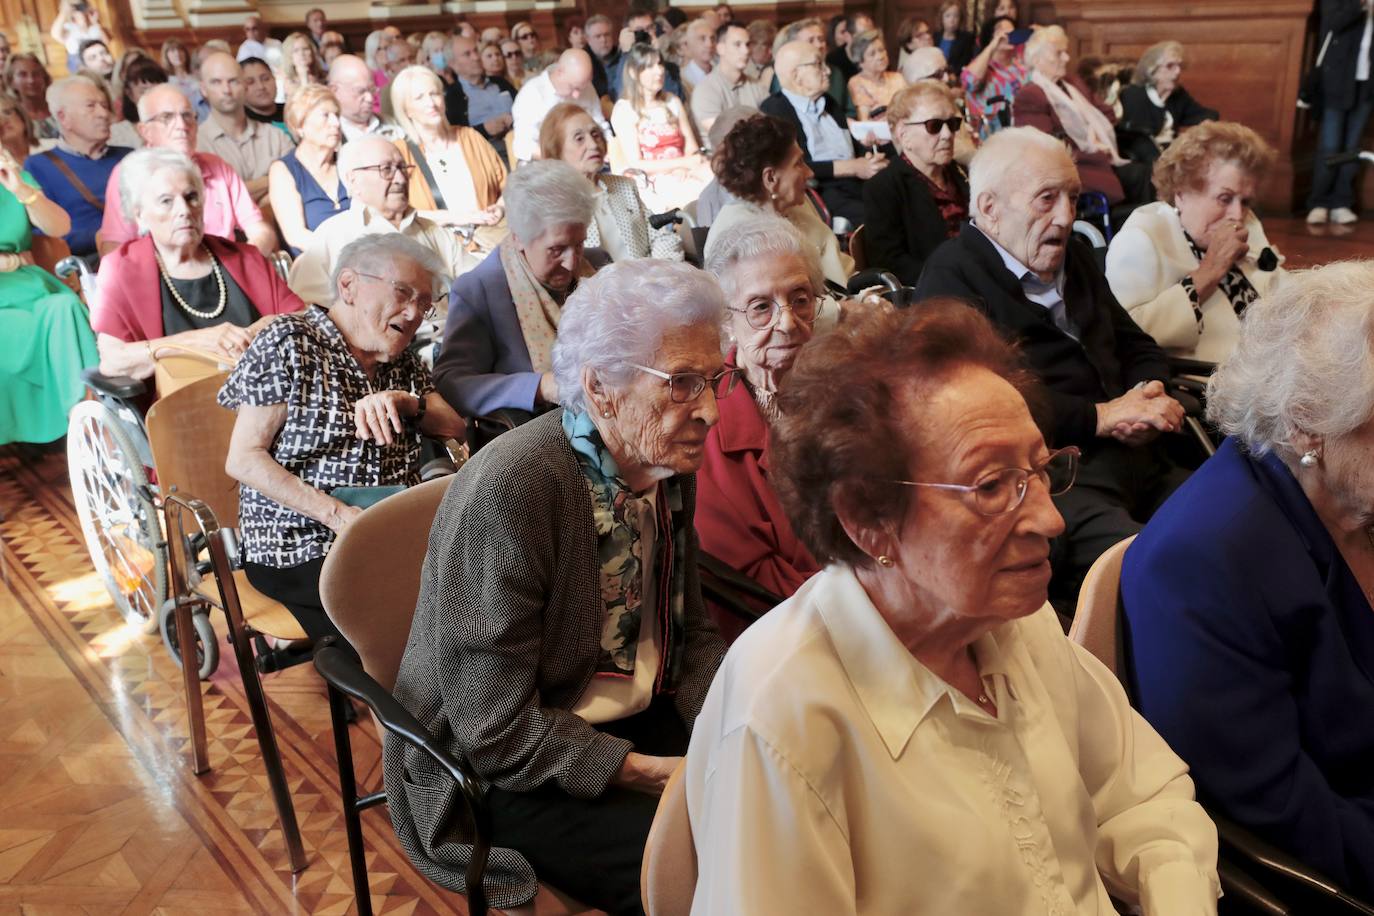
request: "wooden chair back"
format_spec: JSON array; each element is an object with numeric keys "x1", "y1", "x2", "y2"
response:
[
  {"x1": 1068, "y1": 534, "x2": 1136, "y2": 676},
  {"x1": 145, "y1": 371, "x2": 239, "y2": 526}
]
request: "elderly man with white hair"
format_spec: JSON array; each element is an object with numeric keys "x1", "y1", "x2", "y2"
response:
[
  {"x1": 288, "y1": 136, "x2": 477, "y2": 308},
  {"x1": 509, "y1": 48, "x2": 609, "y2": 164},
  {"x1": 434, "y1": 159, "x2": 597, "y2": 419},
  {"x1": 915, "y1": 126, "x2": 1189, "y2": 606},
  {"x1": 328, "y1": 54, "x2": 403, "y2": 143},
  {"x1": 22, "y1": 74, "x2": 131, "y2": 261},
  {"x1": 901, "y1": 45, "x2": 948, "y2": 84},
  {"x1": 222, "y1": 232, "x2": 464, "y2": 648},
  {"x1": 97, "y1": 83, "x2": 274, "y2": 256},
  {"x1": 681, "y1": 17, "x2": 717, "y2": 89}
]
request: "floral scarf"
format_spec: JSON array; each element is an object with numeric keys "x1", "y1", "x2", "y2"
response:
[
  {"x1": 500, "y1": 235, "x2": 594, "y2": 373},
  {"x1": 563, "y1": 409, "x2": 688, "y2": 690}
]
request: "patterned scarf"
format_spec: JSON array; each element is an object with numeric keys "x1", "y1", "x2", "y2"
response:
[
  {"x1": 499, "y1": 235, "x2": 593, "y2": 373},
  {"x1": 1181, "y1": 230, "x2": 1259, "y2": 331},
  {"x1": 1029, "y1": 71, "x2": 1127, "y2": 165},
  {"x1": 562, "y1": 409, "x2": 689, "y2": 691}
]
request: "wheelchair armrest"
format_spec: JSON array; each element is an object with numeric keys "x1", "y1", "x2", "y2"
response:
[
  {"x1": 846, "y1": 269, "x2": 902, "y2": 296},
  {"x1": 1218, "y1": 858, "x2": 1290, "y2": 916},
  {"x1": 1214, "y1": 813, "x2": 1374, "y2": 914},
  {"x1": 82, "y1": 367, "x2": 147, "y2": 400},
  {"x1": 1170, "y1": 356, "x2": 1218, "y2": 379}
]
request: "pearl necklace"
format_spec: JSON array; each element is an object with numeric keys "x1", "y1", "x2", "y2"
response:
[{"x1": 156, "y1": 244, "x2": 226, "y2": 320}]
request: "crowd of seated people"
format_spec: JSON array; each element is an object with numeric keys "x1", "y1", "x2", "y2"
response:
[{"x1": 8, "y1": 6, "x2": 1374, "y2": 913}]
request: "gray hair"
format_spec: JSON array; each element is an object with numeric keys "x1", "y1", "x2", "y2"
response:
[
  {"x1": 329, "y1": 233, "x2": 449, "y2": 302},
  {"x1": 703, "y1": 213, "x2": 824, "y2": 305},
  {"x1": 1207, "y1": 262, "x2": 1374, "y2": 459},
  {"x1": 901, "y1": 46, "x2": 947, "y2": 83},
  {"x1": 336, "y1": 135, "x2": 397, "y2": 176},
  {"x1": 585, "y1": 14, "x2": 613, "y2": 30},
  {"x1": 504, "y1": 159, "x2": 595, "y2": 244},
  {"x1": 776, "y1": 17, "x2": 823, "y2": 53},
  {"x1": 1023, "y1": 24, "x2": 1067, "y2": 71},
  {"x1": 551, "y1": 259, "x2": 728, "y2": 414},
  {"x1": 118, "y1": 147, "x2": 204, "y2": 227},
  {"x1": 968, "y1": 126, "x2": 1069, "y2": 215},
  {"x1": 848, "y1": 29, "x2": 884, "y2": 66},
  {"x1": 46, "y1": 73, "x2": 103, "y2": 118},
  {"x1": 136, "y1": 82, "x2": 190, "y2": 122},
  {"x1": 1134, "y1": 40, "x2": 1185, "y2": 87}
]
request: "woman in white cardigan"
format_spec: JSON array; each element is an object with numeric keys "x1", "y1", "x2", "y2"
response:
[{"x1": 1106, "y1": 121, "x2": 1284, "y2": 364}]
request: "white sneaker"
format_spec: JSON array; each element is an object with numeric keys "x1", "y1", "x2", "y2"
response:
[
  {"x1": 1331, "y1": 207, "x2": 1359, "y2": 224},
  {"x1": 1307, "y1": 207, "x2": 1330, "y2": 224}
]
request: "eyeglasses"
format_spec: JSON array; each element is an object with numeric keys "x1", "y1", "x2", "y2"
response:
[
  {"x1": 631, "y1": 364, "x2": 742, "y2": 403},
  {"x1": 351, "y1": 271, "x2": 443, "y2": 319},
  {"x1": 728, "y1": 293, "x2": 817, "y2": 330},
  {"x1": 903, "y1": 116, "x2": 962, "y2": 135},
  {"x1": 516, "y1": 31, "x2": 538, "y2": 41},
  {"x1": 503, "y1": 49, "x2": 522, "y2": 59},
  {"x1": 890, "y1": 447, "x2": 1079, "y2": 516},
  {"x1": 797, "y1": 60, "x2": 830, "y2": 73},
  {"x1": 351, "y1": 162, "x2": 415, "y2": 181},
  {"x1": 147, "y1": 110, "x2": 197, "y2": 126}
]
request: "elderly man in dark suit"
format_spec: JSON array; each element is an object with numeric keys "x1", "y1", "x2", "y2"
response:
[
  {"x1": 915, "y1": 125, "x2": 1189, "y2": 604},
  {"x1": 759, "y1": 39, "x2": 887, "y2": 226}
]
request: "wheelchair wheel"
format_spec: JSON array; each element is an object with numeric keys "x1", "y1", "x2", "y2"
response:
[
  {"x1": 67, "y1": 400, "x2": 167, "y2": 633},
  {"x1": 159, "y1": 598, "x2": 219, "y2": 681}
]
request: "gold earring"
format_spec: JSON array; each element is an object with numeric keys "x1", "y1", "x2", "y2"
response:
[{"x1": 877, "y1": 555, "x2": 895, "y2": 568}]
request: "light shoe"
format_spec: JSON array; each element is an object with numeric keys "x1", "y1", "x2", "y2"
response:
[
  {"x1": 1306, "y1": 207, "x2": 1329, "y2": 224},
  {"x1": 1331, "y1": 207, "x2": 1359, "y2": 224}
]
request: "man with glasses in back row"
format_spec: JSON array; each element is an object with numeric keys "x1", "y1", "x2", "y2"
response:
[
  {"x1": 289, "y1": 136, "x2": 477, "y2": 322},
  {"x1": 97, "y1": 83, "x2": 274, "y2": 256}
]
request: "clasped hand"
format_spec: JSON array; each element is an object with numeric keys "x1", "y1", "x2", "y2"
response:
[{"x1": 1095, "y1": 380, "x2": 1184, "y2": 446}]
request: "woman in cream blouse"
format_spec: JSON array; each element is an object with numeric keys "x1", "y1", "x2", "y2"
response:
[
  {"x1": 685, "y1": 301, "x2": 1220, "y2": 915},
  {"x1": 1106, "y1": 120, "x2": 1284, "y2": 364}
]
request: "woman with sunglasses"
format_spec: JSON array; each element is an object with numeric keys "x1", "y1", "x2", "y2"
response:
[
  {"x1": 862, "y1": 81, "x2": 970, "y2": 287},
  {"x1": 387, "y1": 257, "x2": 728, "y2": 914},
  {"x1": 499, "y1": 38, "x2": 526, "y2": 89},
  {"x1": 685, "y1": 299, "x2": 1221, "y2": 915}
]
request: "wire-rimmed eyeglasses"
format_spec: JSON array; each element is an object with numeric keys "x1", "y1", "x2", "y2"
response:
[
  {"x1": 728, "y1": 292, "x2": 818, "y2": 330},
  {"x1": 631, "y1": 364, "x2": 742, "y2": 403},
  {"x1": 890, "y1": 447, "x2": 1079, "y2": 516},
  {"x1": 352, "y1": 271, "x2": 443, "y2": 320}
]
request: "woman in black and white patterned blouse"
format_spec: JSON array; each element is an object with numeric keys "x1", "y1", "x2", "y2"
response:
[{"x1": 219, "y1": 233, "x2": 465, "y2": 643}]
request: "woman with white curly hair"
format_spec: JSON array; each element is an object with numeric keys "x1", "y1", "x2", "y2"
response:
[
  {"x1": 386, "y1": 257, "x2": 730, "y2": 914},
  {"x1": 1123, "y1": 260, "x2": 1374, "y2": 899}
]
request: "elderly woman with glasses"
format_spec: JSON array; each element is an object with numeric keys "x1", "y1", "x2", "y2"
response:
[
  {"x1": 696, "y1": 215, "x2": 822, "y2": 641},
  {"x1": 386, "y1": 258, "x2": 728, "y2": 915},
  {"x1": 220, "y1": 233, "x2": 464, "y2": 645},
  {"x1": 92, "y1": 148, "x2": 303, "y2": 381},
  {"x1": 434, "y1": 159, "x2": 596, "y2": 420},
  {"x1": 1122, "y1": 261, "x2": 1374, "y2": 899},
  {"x1": 861, "y1": 81, "x2": 970, "y2": 287},
  {"x1": 685, "y1": 299, "x2": 1221, "y2": 914}
]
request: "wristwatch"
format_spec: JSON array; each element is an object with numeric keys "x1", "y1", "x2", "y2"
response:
[{"x1": 412, "y1": 393, "x2": 427, "y2": 425}]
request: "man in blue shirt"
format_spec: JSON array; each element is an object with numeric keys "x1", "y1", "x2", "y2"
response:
[
  {"x1": 23, "y1": 75, "x2": 130, "y2": 264},
  {"x1": 760, "y1": 40, "x2": 887, "y2": 226},
  {"x1": 444, "y1": 32, "x2": 515, "y2": 157}
]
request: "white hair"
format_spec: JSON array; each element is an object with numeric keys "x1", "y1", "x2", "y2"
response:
[
  {"x1": 702, "y1": 213, "x2": 824, "y2": 304},
  {"x1": 136, "y1": 82, "x2": 190, "y2": 122},
  {"x1": 551, "y1": 260, "x2": 728, "y2": 414},
  {"x1": 504, "y1": 159, "x2": 595, "y2": 244},
  {"x1": 968, "y1": 126, "x2": 1070, "y2": 215},
  {"x1": 46, "y1": 74, "x2": 102, "y2": 118},
  {"x1": 330, "y1": 233, "x2": 449, "y2": 301},
  {"x1": 901, "y1": 46, "x2": 947, "y2": 84},
  {"x1": 1207, "y1": 262, "x2": 1374, "y2": 459},
  {"x1": 1023, "y1": 24, "x2": 1067, "y2": 71},
  {"x1": 364, "y1": 30, "x2": 388, "y2": 69},
  {"x1": 117, "y1": 147, "x2": 204, "y2": 227}
]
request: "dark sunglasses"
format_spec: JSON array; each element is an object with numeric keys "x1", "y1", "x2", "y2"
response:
[{"x1": 904, "y1": 116, "x2": 962, "y2": 135}]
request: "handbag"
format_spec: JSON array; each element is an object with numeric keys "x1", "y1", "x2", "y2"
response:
[{"x1": 153, "y1": 343, "x2": 236, "y2": 399}]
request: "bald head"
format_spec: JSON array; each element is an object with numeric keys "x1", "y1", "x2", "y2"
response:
[
  {"x1": 199, "y1": 51, "x2": 245, "y2": 116},
  {"x1": 328, "y1": 54, "x2": 377, "y2": 125},
  {"x1": 551, "y1": 48, "x2": 593, "y2": 96},
  {"x1": 329, "y1": 53, "x2": 371, "y2": 85},
  {"x1": 775, "y1": 40, "x2": 827, "y2": 97},
  {"x1": 450, "y1": 32, "x2": 482, "y2": 81},
  {"x1": 902, "y1": 46, "x2": 947, "y2": 83}
]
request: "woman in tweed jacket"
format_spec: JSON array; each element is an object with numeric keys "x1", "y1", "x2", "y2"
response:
[{"x1": 385, "y1": 259, "x2": 730, "y2": 914}]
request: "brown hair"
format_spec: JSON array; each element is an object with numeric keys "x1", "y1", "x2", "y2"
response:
[
  {"x1": 711, "y1": 113, "x2": 798, "y2": 203},
  {"x1": 284, "y1": 83, "x2": 338, "y2": 142},
  {"x1": 1152, "y1": 119, "x2": 1275, "y2": 203},
  {"x1": 538, "y1": 101, "x2": 600, "y2": 160},
  {"x1": 885, "y1": 80, "x2": 955, "y2": 132},
  {"x1": 895, "y1": 15, "x2": 932, "y2": 50},
  {"x1": 771, "y1": 300, "x2": 1039, "y2": 568},
  {"x1": 0, "y1": 92, "x2": 37, "y2": 151}
]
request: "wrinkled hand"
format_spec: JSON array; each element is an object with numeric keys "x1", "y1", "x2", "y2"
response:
[
  {"x1": 844, "y1": 285, "x2": 891, "y2": 314},
  {"x1": 613, "y1": 753, "x2": 682, "y2": 795},
  {"x1": 327, "y1": 502, "x2": 364, "y2": 535},
  {"x1": 471, "y1": 204, "x2": 504, "y2": 226},
  {"x1": 354, "y1": 390, "x2": 416, "y2": 446},
  {"x1": 1096, "y1": 380, "x2": 1184, "y2": 446},
  {"x1": 1202, "y1": 219, "x2": 1250, "y2": 274},
  {"x1": 536, "y1": 371, "x2": 559, "y2": 406},
  {"x1": 482, "y1": 113, "x2": 513, "y2": 135},
  {"x1": 0, "y1": 150, "x2": 25, "y2": 196},
  {"x1": 193, "y1": 322, "x2": 254, "y2": 361},
  {"x1": 855, "y1": 151, "x2": 889, "y2": 180}
]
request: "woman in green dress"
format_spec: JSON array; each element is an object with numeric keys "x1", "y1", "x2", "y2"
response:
[{"x1": 0, "y1": 139, "x2": 98, "y2": 445}]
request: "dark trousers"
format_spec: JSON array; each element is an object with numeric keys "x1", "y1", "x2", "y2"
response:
[
  {"x1": 819, "y1": 175, "x2": 868, "y2": 227},
  {"x1": 1048, "y1": 440, "x2": 1190, "y2": 609},
  {"x1": 485, "y1": 694, "x2": 689, "y2": 916},
  {"x1": 1309, "y1": 79, "x2": 1374, "y2": 210},
  {"x1": 243, "y1": 557, "x2": 348, "y2": 646},
  {"x1": 1112, "y1": 160, "x2": 1156, "y2": 210}
]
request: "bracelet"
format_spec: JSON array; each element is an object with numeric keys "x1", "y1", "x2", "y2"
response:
[
  {"x1": 412, "y1": 393, "x2": 427, "y2": 425},
  {"x1": 15, "y1": 188, "x2": 39, "y2": 206}
]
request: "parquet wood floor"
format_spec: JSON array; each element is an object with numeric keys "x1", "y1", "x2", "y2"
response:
[{"x1": 0, "y1": 447, "x2": 473, "y2": 915}]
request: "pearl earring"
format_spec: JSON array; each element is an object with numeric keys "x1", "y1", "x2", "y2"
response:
[
  {"x1": 877, "y1": 555, "x2": 895, "y2": 568},
  {"x1": 1300, "y1": 450, "x2": 1319, "y2": 468},
  {"x1": 602, "y1": 409, "x2": 611, "y2": 419}
]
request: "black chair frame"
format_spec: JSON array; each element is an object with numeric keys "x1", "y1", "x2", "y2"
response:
[{"x1": 313, "y1": 640, "x2": 491, "y2": 916}]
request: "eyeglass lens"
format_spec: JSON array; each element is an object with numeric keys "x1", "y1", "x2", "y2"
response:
[
  {"x1": 973, "y1": 450, "x2": 1077, "y2": 514},
  {"x1": 916, "y1": 116, "x2": 962, "y2": 135},
  {"x1": 742, "y1": 296, "x2": 817, "y2": 330}
]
